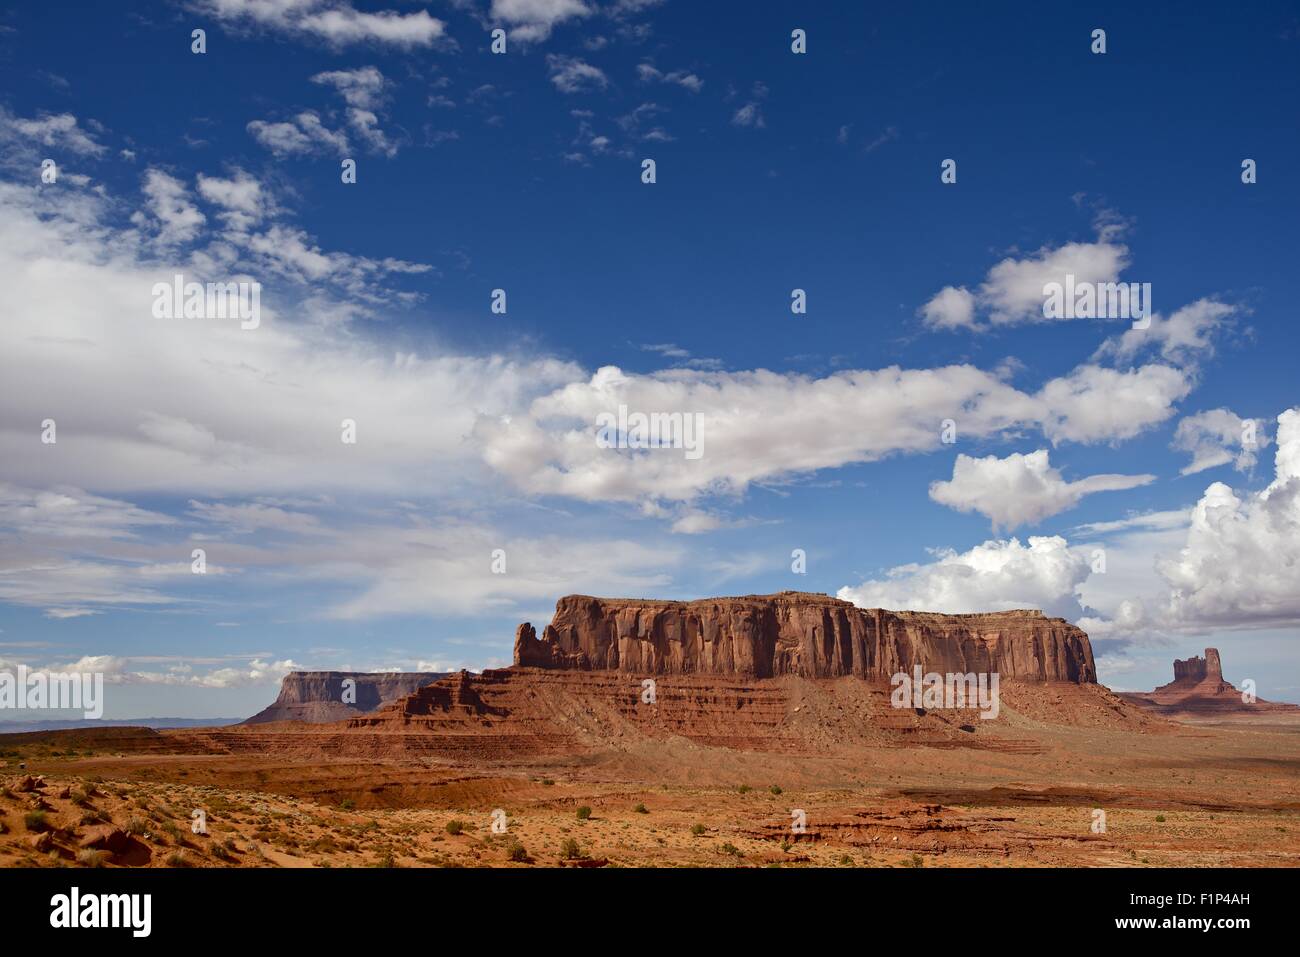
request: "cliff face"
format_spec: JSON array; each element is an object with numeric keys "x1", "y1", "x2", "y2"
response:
[
  {"x1": 1171, "y1": 649, "x2": 1223, "y2": 686},
  {"x1": 514, "y1": 592, "x2": 1095, "y2": 683},
  {"x1": 244, "y1": 671, "x2": 446, "y2": 724}
]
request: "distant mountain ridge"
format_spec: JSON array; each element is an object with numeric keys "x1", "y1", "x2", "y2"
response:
[{"x1": 0, "y1": 717, "x2": 242, "y2": 733}]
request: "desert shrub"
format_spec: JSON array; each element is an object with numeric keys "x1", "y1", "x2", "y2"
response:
[
  {"x1": 906, "y1": 854, "x2": 924, "y2": 868},
  {"x1": 769, "y1": 785, "x2": 783, "y2": 796},
  {"x1": 1155, "y1": 815, "x2": 1166, "y2": 823},
  {"x1": 165, "y1": 851, "x2": 187, "y2": 867},
  {"x1": 561, "y1": 838, "x2": 582, "y2": 860},
  {"x1": 720, "y1": 842, "x2": 742, "y2": 857},
  {"x1": 737, "y1": 785, "x2": 752, "y2": 794},
  {"x1": 77, "y1": 849, "x2": 110, "y2": 868},
  {"x1": 445, "y1": 820, "x2": 465, "y2": 835},
  {"x1": 24, "y1": 811, "x2": 49, "y2": 832},
  {"x1": 506, "y1": 842, "x2": 528, "y2": 862},
  {"x1": 633, "y1": 803, "x2": 648, "y2": 814},
  {"x1": 690, "y1": 824, "x2": 706, "y2": 836},
  {"x1": 576, "y1": 806, "x2": 592, "y2": 820},
  {"x1": 542, "y1": 779, "x2": 555, "y2": 786}
]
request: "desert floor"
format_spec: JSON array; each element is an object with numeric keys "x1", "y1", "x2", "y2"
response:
[{"x1": 2, "y1": 706, "x2": 1297, "y2": 868}]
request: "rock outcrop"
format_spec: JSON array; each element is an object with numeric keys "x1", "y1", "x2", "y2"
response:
[
  {"x1": 1119, "y1": 648, "x2": 1298, "y2": 716},
  {"x1": 1172, "y1": 648, "x2": 1223, "y2": 685},
  {"x1": 513, "y1": 592, "x2": 1095, "y2": 682},
  {"x1": 244, "y1": 671, "x2": 447, "y2": 724}
]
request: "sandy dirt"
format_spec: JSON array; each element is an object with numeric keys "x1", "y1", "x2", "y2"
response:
[{"x1": 2, "y1": 682, "x2": 1297, "y2": 868}]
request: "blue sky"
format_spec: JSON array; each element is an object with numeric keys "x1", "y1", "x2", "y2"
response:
[{"x1": 1, "y1": 0, "x2": 1298, "y2": 719}]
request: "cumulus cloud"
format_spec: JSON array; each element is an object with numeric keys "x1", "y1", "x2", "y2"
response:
[
  {"x1": 1036, "y1": 363, "x2": 1191, "y2": 444},
  {"x1": 1157, "y1": 408, "x2": 1300, "y2": 630},
  {"x1": 837, "y1": 536, "x2": 1091, "y2": 620},
  {"x1": 920, "y1": 235, "x2": 1129, "y2": 330},
  {"x1": 1171, "y1": 408, "x2": 1272, "y2": 475},
  {"x1": 929, "y1": 449, "x2": 1154, "y2": 530},
  {"x1": 917, "y1": 285, "x2": 974, "y2": 331},
  {"x1": 1075, "y1": 406, "x2": 1300, "y2": 641}
]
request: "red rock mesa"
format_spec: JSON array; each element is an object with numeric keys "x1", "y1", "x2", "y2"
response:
[{"x1": 513, "y1": 592, "x2": 1096, "y2": 682}]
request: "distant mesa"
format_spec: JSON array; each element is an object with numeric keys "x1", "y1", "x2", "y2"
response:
[
  {"x1": 243, "y1": 671, "x2": 447, "y2": 724},
  {"x1": 1118, "y1": 648, "x2": 1298, "y2": 717}
]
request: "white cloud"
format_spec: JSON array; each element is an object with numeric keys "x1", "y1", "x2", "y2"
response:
[
  {"x1": 731, "y1": 102, "x2": 764, "y2": 128},
  {"x1": 1171, "y1": 407, "x2": 1272, "y2": 475},
  {"x1": 546, "y1": 54, "x2": 608, "y2": 93},
  {"x1": 309, "y1": 67, "x2": 399, "y2": 156},
  {"x1": 637, "y1": 63, "x2": 703, "y2": 92},
  {"x1": 0, "y1": 175, "x2": 569, "y2": 500},
  {"x1": 929, "y1": 449, "x2": 1154, "y2": 530},
  {"x1": 917, "y1": 285, "x2": 974, "y2": 330},
  {"x1": 1036, "y1": 363, "x2": 1191, "y2": 444},
  {"x1": 477, "y1": 361, "x2": 1190, "y2": 506},
  {"x1": 837, "y1": 536, "x2": 1091, "y2": 620},
  {"x1": 196, "y1": 0, "x2": 444, "y2": 47},
  {"x1": 310, "y1": 65, "x2": 386, "y2": 109},
  {"x1": 134, "y1": 169, "x2": 205, "y2": 247},
  {"x1": 1094, "y1": 298, "x2": 1235, "y2": 366},
  {"x1": 920, "y1": 236, "x2": 1128, "y2": 330},
  {"x1": 1157, "y1": 408, "x2": 1300, "y2": 630},
  {"x1": 0, "y1": 109, "x2": 106, "y2": 156},
  {"x1": 196, "y1": 169, "x2": 266, "y2": 230},
  {"x1": 492, "y1": 0, "x2": 591, "y2": 42},
  {"x1": 1074, "y1": 407, "x2": 1300, "y2": 641},
  {"x1": 0, "y1": 651, "x2": 301, "y2": 688},
  {"x1": 0, "y1": 484, "x2": 175, "y2": 540},
  {"x1": 247, "y1": 110, "x2": 351, "y2": 157}
]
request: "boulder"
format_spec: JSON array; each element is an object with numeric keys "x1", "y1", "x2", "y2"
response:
[{"x1": 78, "y1": 825, "x2": 131, "y2": 854}]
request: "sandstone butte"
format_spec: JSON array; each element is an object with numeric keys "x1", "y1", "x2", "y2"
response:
[
  {"x1": 512, "y1": 591, "x2": 1096, "y2": 682},
  {"x1": 1118, "y1": 647, "x2": 1300, "y2": 716}
]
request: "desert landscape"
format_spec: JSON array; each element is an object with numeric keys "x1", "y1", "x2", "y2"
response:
[{"x1": 3, "y1": 592, "x2": 1297, "y2": 869}]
